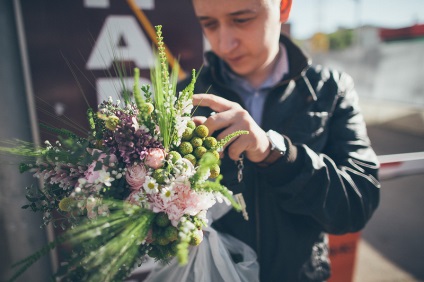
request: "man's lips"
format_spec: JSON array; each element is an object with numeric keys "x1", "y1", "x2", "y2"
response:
[{"x1": 225, "y1": 55, "x2": 245, "y2": 65}]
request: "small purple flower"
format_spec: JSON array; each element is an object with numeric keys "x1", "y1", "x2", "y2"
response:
[{"x1": 103, "y1": 111, "x2": 162, "y2": 164}]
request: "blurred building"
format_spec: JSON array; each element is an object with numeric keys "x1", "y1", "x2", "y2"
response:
[{"x1": 379, "y1": 24, "x2": 424, "y2": 42}]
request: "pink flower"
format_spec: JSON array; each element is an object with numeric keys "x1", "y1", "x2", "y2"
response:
[
  {"x1": 166, "y1": 204, "x2": 186, "y2": 226},
  {"x1": 145, "y1": 148, "x2": 166, "y2": 169},
  {"x1": 127, "y1": 191, "x2": 138, "y2": 204},
  {"x1": 84, "y1": 149, "x2": 117, "y2": 184},
  {"x1": 85, "y1": 163, "x2": 101, "y2": 184},
  {"x1": 126, "y1": 164, "x2": 148, "y2": 190}
]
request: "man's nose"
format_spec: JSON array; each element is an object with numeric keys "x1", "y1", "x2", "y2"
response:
[{"x1": 218, "y1": 26, "x2": 238, "y2": 54}]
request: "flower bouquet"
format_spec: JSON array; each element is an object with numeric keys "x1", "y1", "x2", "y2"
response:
[{"x1": 3, "y1": 25, "x2": 247, "y2": 282}]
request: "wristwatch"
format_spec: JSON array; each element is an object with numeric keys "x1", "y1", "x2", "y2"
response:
[{"x1": 258, "y1": 130, "x2": 287, "y2": 167}]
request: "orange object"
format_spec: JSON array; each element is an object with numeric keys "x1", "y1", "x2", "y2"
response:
[{"x1": 328, "y1": 232, "x2": 361, "y2": 282}]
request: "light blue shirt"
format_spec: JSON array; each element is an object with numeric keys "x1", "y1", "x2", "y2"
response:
[{"x1": 220, "y1": 44, "x2": 289, "y2": 126}]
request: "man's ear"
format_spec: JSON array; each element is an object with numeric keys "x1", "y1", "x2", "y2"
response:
[{"x1": 280, "y1": 0, "x2": 292, "y2": 23}]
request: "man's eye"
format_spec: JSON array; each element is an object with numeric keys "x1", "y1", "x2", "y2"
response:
[
  {"x1": 202, "y1": 21, "x2": 217, "y2": 29},
  {"x1": 234, "y1": 18, "x2": 252, "y2": 24}
]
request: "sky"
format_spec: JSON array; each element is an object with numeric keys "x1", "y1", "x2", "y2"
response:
[{"x1": 289, "y1": 0, "x2": 424, "y2": 39}]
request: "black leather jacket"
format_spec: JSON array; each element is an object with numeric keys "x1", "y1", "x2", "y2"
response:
[{"x1": 177, "y1": 35, "x2": 380, "y2": 282}]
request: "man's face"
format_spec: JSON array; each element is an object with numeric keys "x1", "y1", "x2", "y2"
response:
[{"x1": 192, "y1": 0, "x2": 282, "y2": 85}]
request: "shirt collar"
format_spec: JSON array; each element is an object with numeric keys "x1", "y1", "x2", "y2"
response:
[{"x1": 220, "y1": 43, "x2": 289, "y2": 91}]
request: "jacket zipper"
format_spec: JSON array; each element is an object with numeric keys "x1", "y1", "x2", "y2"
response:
[{"x1": 255, "y1": 167, "x2": 261, "y2": 261}]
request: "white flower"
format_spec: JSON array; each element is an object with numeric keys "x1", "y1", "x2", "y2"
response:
[
  {"x1": 176, "y1": 158, "x2": 195, "y2": 177},
  {"x1": 175, "y1": 116, "x2": 190, "y2": 144},
  {"x1": 160, "y1": 186, "x2": 174, "y2": 202},
  {"x1": 78, "y1": 178, "x2": 87, "y2": 185},
  {"x1": 98, "y1": 171, "x2": 114, "y2": 187},
  {"x1": 131, "y1": 116, "x2": 140, "y2": 131},
  {"x1": 184, "y1": 220, "x2": 196, "y2": 230},
  {"x1": 197, "y1": 210, "x2": 208, "y2": 222},
  {"x1": 143, "y1": 176, "x2": 159, "y2": 194},
  {"x1": 214, "y1": 192, "x2": 231, "y2": 205}
]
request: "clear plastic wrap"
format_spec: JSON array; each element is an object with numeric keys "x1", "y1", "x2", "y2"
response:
[{"x1": 145, "y1": 202, "x2": 259, "y2": 282}]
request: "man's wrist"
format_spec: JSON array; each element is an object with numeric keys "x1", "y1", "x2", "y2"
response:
[
  {"x1": 257, "y1": 148, "x2": 285, "y2": 167},
  {"x1": 257, "y1": 130, "x2": 288, "y2": 167}
]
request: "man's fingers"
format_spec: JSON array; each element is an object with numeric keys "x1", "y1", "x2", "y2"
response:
[
  {"x1": 192, "y1": 116, "x2": 207, "y2": 126},
  {"x1": 193, "y1": 94, "x2": 239, "y2": 113}
]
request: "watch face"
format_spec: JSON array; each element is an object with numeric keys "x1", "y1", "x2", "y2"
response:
[{"x1": 268, "y1": 130, "x2": 286, "y2": 152}]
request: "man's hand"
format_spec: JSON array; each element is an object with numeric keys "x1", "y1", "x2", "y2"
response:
[{"x1": 192, "y1": 94, "x2": 270, "y2": 162}]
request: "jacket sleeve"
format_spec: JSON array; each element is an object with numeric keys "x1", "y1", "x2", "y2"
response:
[{"x1": 259, "y1": 72, "x2": 380, "y2": 234}]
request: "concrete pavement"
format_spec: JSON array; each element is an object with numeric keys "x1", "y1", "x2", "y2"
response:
[{"x1": 354, "y1": 240, "x2": 421, "y2": 282}]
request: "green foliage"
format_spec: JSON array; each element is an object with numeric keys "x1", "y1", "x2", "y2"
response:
[
  {"x1": 8, "y1": 236, "x2": 67, "y2": 282},
  {"x1": 11, "y1": 201, "x2": 156, "y2": 282},
  {"x1": 213, "y1": 130, "x2": 249, "y2": 150},
  {"x1": 150, "y1": 25, "x2": 180, "y2": 150},
  {"x1": 189, "y1": 152, "x2": 241, "y2": 211},
  {"x1": 133, "y1": 68, "x2": 154, "y2": 131},
  {"x1": 87, "y1": 108, "x2": 105, "y2": 141},
  {"x1": 39, "y1": 123, "x2": 84, "y2": 141},
  {"x1": 328, "y1": 28, "x2": 354, "y2": 50}
]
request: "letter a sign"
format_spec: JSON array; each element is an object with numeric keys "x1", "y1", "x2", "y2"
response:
[{"x1": 16, "y1": 0, "x2": 204, "y2": 132}]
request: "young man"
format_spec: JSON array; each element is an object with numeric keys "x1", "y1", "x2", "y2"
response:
[{"x1": 181, "y1": 0, "x2": 380, "y2": 281}]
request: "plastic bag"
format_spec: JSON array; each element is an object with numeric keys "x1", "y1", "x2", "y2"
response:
[{"x1": 144, "y1": 202, "x2": 259, "y2": 282}]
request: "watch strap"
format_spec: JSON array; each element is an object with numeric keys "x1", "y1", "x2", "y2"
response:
[
  {"x1": 257, "y1": 148, "x2": 285, "y2": 167},
  {"x1": 257, "y1": 132, "x2": 288, "y2": 167}
]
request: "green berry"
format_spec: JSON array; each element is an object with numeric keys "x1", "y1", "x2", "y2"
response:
[
  {"x1": 148, "y1": 247, "x2": 160, "y2": 258},
  {"x1": 168, "y1": 151, "x2": 181, "y2": 163},
  {"x1": 58, "y1": 197, "x2": 74, "y2": 212},
  {"x1": 142, "y1": 102, "x2": 154, "y2": 115},
  {"x1": 194, "y1": 125, "x2": 209, "y2": 138},
  {"x1": 162, "y1": 245, "x2": 175, "y2": 259},
  {"x1": 194, "y1": 146, "x2": 207, "y2": 159},
  {"x1": 178, "y1": 141, "x2": 193, "y2": 155},
  {"x1": 105, "y1": 115, "x2": 120, "y2": 131},
  {"x1": 186, "y1": 120, "x2": 196, "y2": 130},
  {"x1": 152, "y1": 169, "x2": 167, "y2": 184},
  {"x1": 155, "y1": 212, "x2": 170, "y2": 227},
  {"x1": 156, "y1": 236, "x2": 170, "y2": 246},
  {"x1": 209, "y1": 164, "x2": 220, "y2": 178},
  {"x1": 190, "y1": 137, "x2": 203, "y2": 148},
  {"x1": 182, "y1": 127, "x2": 193, "y2": 141},
  {"x1": 190, "y1": 230, "x2": 203, "y2": 246},
  {"x1": 203, "y1": 136, "x2": 218, "y2": 149},
  {"x1": 164, "y1": 226, "x2": 178, "y2": 242},
  {"x1": 184, "y1": 154, "x2": 197, "y2": 166},
  {"x1": 208, "y1": 150, "x2": 220, "y2": 160},
  {"x1": 170, "y1": 241, "x2": 179, "y2": 256}
]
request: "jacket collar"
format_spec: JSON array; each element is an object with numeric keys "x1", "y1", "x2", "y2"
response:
[{"x1": 204, "y1": 34, "x2": 316, "y2": 101}]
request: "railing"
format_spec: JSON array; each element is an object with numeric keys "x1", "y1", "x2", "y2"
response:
[
  {"x1": 378, "y1": 152, "x2": 424, "y2": 181},
  {"x1": 329, "y1": 151, "x2": 424, "y2": 282}
]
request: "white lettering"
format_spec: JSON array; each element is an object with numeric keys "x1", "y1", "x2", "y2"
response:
[
  {"x1": 84, "y1": 0, "x2": 155, "y2": 9},
  {"x1": 86, "y1": 15, "x2": 154, "y2": 70},
  {"x1": 84, "y1": 0, "x2": 108, "y2": 8},
  {"x1": 96, "y1": 77, "x2": 151, "y2": 104},
  {"x1": 135, "y1": 0, "x2": 154, "y2": 9}
]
